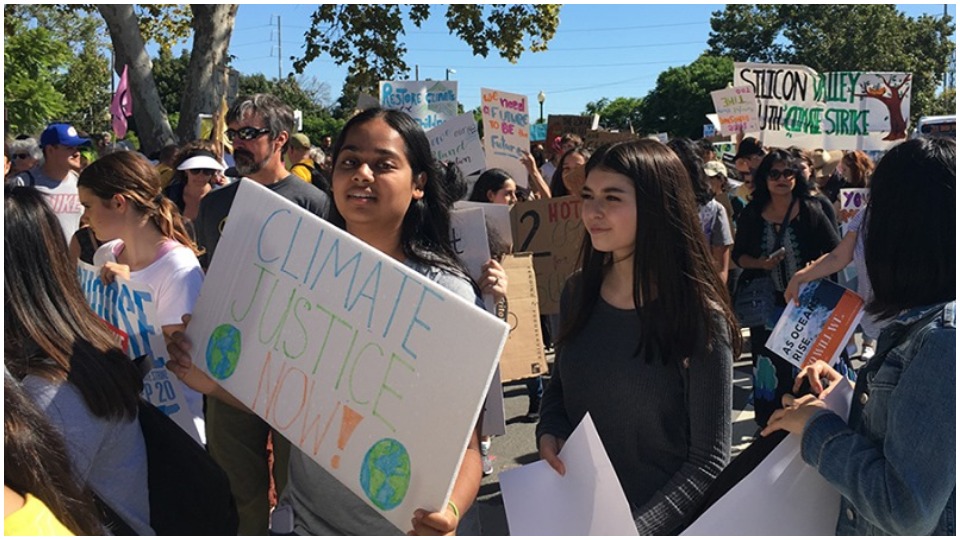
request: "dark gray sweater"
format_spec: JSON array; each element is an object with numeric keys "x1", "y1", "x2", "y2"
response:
[{"x1": 536, "y1": 280, "x2": 732, "y2": 535}]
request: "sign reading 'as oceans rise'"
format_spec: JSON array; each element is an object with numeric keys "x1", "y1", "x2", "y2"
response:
[{"x1": 187, "y1": 180, "x2": 509, "y2": 533}]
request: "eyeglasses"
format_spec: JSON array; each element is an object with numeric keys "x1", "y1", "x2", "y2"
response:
[
  {"x1": 226, "y1": 127, "x2": 271, "y2": 141},
  {"x1": 187, "y1": 168, "x2": 217, "y2": 176},
  {"x1": 767, "y1": 168, "x2": 797, "y2": 181},
  {"x1": 12, "y1": 153, "x2": 31, "y2": 160}
]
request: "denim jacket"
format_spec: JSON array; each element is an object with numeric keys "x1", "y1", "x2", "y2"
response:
[{"x1": 801, "y1": 301, "x2": 956, "y2": 535}]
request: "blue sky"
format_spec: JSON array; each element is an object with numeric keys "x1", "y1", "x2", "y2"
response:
[{"x1": 181, "y1": 3, "x2": 955, "y2": 116}]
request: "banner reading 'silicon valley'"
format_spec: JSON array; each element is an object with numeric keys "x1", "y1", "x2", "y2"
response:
[
  {"x1": 77, "y1": 262, "x2": 203, "y2": 444},
  {"x1": 481, "y1": 88, "x2": 531, "y2": 187},
  {"x1": 734, "y1": 62, "x2": 912, "y2": 151},
  {"x1": 186, "y1": 180, "x2": 509, "y2": 533},
  {"x1": 379, "y1": 80, "x2": 458, "y2": 130}
]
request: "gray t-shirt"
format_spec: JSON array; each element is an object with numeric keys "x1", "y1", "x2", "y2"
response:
[
  {"x1": 23, "y1": 375, "x2": 153, "y2": 535},
  {"x1": 698, "y1": 199, "x2": 734, "y2": 248},
  {"x1": 8, "y1": 167, "x2": 83, "y2": 241},
  {"x1": 536, "y1": 277, "x2": 733, "y2": 535},
  {"x1": 277, "y1": 260, "x2": 479, "y2": 536},
  {"x1": 194, "y1": 175, "x2": 330, "y2": 269}
]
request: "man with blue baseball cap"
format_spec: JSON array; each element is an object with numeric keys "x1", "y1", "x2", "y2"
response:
[{"x1": 8, "y1": 123, "x2": 91, "y2": 241}]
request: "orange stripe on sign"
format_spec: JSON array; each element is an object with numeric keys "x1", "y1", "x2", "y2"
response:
[{"x1": 803, "y1": 292, "x2": 863, "y2": 368}]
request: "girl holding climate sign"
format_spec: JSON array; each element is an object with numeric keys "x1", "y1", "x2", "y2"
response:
[
  {"x1": 536, "y1": 140, "x2": 739, "y2": 534},
  {"x1": 168, "y1": 107, "x2": 504, "y2": 535},
  {"x1": 77, "y1": 151, "x2": 206, "y2": 440}
]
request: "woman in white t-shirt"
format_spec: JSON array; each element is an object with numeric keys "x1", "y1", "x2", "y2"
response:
[{"x1": 77, "y1": 151, "x2": 206, "y2": 436}]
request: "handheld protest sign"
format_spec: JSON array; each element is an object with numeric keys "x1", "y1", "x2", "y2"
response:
[
  {"x1": 481, "y1": 88, "x2": 530, "y2": 187},
  {"x1": 187, "y1": 180, "x2": 509, "y2": 532},
  {"x1": 499, "y1": 253, "x2": 548, "y2": 383},
  {"x1": 839, "y1": 188, "x2": 870, "y2": 236},
  {"x1": 428, "y1": 113, "x2": 486, "y2": 194},
  {"x1": 379, "y1": 80, "x2": 458, "y2": 130},
  {"x1": 734, "y1": 62, "x2": 912, "y2": 151},
  {"x1": 546, "y1": 115, "x2": 594, "y2": 148},
  {"x1": 77, "y1": 263, "x2": 202, "y2": 444},
  {"x1": 510, "y1": 196, "x2": 584, "y2": 315},
  {"x1": 710, "y1": 85, "x2": 761, "y2": 137}
]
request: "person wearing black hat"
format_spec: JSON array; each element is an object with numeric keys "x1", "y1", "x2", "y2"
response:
[{"x1": 7, "y1": 123, "x2": 91, "y2": 241}]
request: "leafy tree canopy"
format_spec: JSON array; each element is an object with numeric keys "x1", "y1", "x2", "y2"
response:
[
  {"x1": 583, "y1": 97, "x2": 644, "y2": 132},
  {"x1": 707, "y1": 4, "x2": 955, "y2": 123},
  {"x1": 292, "y1": 4, "x2": 560, "y2": 112},
  {"x1": 638, "y1": 55, "x2": 734, "y2": 139}
]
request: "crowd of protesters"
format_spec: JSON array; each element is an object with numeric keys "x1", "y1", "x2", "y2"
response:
[{"x1": 4, "y1": 93, "x2": 954, "y2": 536}]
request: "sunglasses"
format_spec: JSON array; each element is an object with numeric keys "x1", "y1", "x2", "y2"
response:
[
  {"x1": 767, "y1": 168, "x2": 797, "y2": 181},
  {"x1": 12, "y1": 153, "x2": 31, "y2": 160},
  {"x1": 187, "y1": 168, "x2": 217, "y2": 176},
  {"x1": 226, "y1": 127, "x2": 271, "y2": 141}
]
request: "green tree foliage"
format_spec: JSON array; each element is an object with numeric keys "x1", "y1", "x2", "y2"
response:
[
  {"x1": 638, "y1": 55, "x2": 734, "y2": 139},
  {"x1": 293, "y1": 4, "x2": 560, "y2": 112},
  {"x1": 583, "y1": 97, "x2": 644, "y2": 132},
  {"x1": 4, "y1": 5, "x2": 110, "y2": 135},
  {"x1": 152, "y1": 48, "x2": 192, "y2": 116},
  {"x1": 929, "y1": 88, "x2": 957, "y2": 117},
  {"x1": 707, "y1": 4, "x2": 955, "y2": 124}
]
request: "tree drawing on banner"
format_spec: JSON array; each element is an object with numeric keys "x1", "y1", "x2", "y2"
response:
[{"x1": 854, "y1": 74, "x2": 912, "y2": 141}]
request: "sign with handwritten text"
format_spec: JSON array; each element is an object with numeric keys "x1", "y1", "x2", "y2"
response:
[
  {"x1": 510, "y1": 196, "x2": 584, "y2": 315},
  {"x1": 427, "y1": 113, "x2": 486, "y2": 194},
  {"x1": 839, "y1": 188, "x2": 870, "y2": 236},
  {"x1": 710, "y1": 85, "x2": 761, "y2": 136},
  {"x1": 734, "y1": 62, "x2": 912, "y2": 151},
  {"x1": 379, "y1": 80, "x2": 459, "y2": 130},
  {"x1": 482, "y1": 88, "x2": 530, "y2": 188},
  {"x1": 546, "y1": 115, "x2": 594, "y2": 148},
  {"x1": 77, "y1": 262, "x2": 202, "y2": 444},
  {"x1": 187, "y1": 180, "x2": 509, "y2": 532}
]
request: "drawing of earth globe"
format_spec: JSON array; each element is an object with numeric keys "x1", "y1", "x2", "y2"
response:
[
  {"x1": 359, "y1": 438, "x2": 411, "y2": 511},
  {"x1": 205, "y1": 324, "x2": 241, "y2": 380}
]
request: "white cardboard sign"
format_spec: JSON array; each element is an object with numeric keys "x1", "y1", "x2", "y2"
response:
[
  {"x1": 710, "y1": 85, "x2": 761, "y2": 136},
  {"x1": 499, "y1": 413, "x2": 639, "y2": 536},
  {"x1": 77, "y1": 262, "x2": 203, "y2": 444},
  {"x1": 481, "y1": 88, "x2": 531, "y2": 188},
  {"x1": 428, "y1": 113, "x2": 486, "y2": 190},
  {"x1": 186, "y1": 180, "x2": 509, "y2": 532},
  {"x1": 379, "y1": 80, "x2": 459, "y2": 130}
]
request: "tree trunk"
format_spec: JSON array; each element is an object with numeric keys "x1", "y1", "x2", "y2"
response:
[
  {"x1": 176, "y1": 5, "x2": 239, "y2": 143},
  {"x1": 97, "y1": 4, "x2": 176, "y2": 155},
  {"x1": 884, "y1": 96, "x2": 908, "y2": 141}
]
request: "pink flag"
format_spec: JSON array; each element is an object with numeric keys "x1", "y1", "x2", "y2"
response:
[{"x1": 111, "y1": 65, "x2": 133, "y2": 139}]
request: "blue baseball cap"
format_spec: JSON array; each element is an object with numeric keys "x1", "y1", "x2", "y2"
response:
[{"x1": 39, "y1": 123, "x2": 91, "y2": 148}]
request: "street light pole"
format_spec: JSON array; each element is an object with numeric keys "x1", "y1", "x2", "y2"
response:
[
  {"x1": 446, "y1": 68, "x2": 456, "y2": 81},
  {"x1": 537, "y1": 90, "x2": 546, "y2": 123}
]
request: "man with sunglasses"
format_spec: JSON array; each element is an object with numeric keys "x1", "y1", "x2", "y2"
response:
[
  {"x1": 192, "y1": 93, "x2": 330, "y2": 536},
  {"x1": 8, "y1": 123, "x2": 89, "y2": 241}
]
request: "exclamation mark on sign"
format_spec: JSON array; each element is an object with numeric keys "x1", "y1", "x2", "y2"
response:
[{"x1": 330, "y1": 404, "x2": 363, "y2": 469}]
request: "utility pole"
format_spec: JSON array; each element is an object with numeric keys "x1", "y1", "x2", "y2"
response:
[{"x1": 277, "y1": 15, "x2": 282, "y2": 80}]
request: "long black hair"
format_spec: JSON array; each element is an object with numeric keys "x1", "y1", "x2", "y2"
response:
[
  {"x1": 667, "y1": 137, "x2": 714, "y2": 206},
  {"x1": 863, "y1": 137, "x2": 955, "y2": 318},
  {"x1": 4, "y1": 186, "x2": 142, "y2": 421},
  {"x1": 750, "y1": 149, "x2": 813, "y2": 208},
  {"x1": 469, "y1": 168, "x2": 513, "y2": 203},
  {"x1": 549, "y1": 146, "x2": 591, "y2": 198},
  {"x1": 328, "y1": 108, "x2": 475, "y2": 285},
  {"x1": 559, "y1": 140, "x2": 740, "y2": 364}
]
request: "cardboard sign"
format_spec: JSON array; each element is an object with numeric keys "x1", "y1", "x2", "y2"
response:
[
  {"x1": 454, "y1": 201, "x2": 513, "y2": 256},
  {"x1": 379, "y1": 80, "x2": 458, "y2": 130},
  {"x1": 838, "y1": 187, "x2": 870, "y2": 236},
  {"x1": 427, "y1": 113, "x2": 486, "y2": 194},
  {"x1": 77, "y1": 262, "x2": 203, "y2": 444},
  {"x1": 482, "y1": 88, "x2": 531, "y2": 188},
  {"x1": 545, "y1": 115, "x2": 594, "y2": 149},
  {"x1": 734, "y1": 62, "x2": 912, "y2": 151},
  {"x1": 710, "y1": 85, "x2": 761, "y2": 136},
  {"x1": 187, "y1": 180, "x2": 509, "y2": 532},
  {"x1": 583, "y1": 130, "x2": 638, "y2": 150},
  {"x1": 500, "y1": 413, "x2": 639, "y2": 536},
  {"x1": 499, "y1": 253, "x2": 548, "y2": 382},
  {"x1": 511, "y1": 196, "x2": 584, "y2": 315}
]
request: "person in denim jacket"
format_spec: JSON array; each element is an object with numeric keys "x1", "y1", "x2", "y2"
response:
[{"x1": 762, "y1": 137, "x2": 955, "y2": 535}]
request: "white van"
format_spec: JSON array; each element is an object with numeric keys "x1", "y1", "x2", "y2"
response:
[{"x1": 913, "y1": 115, "x2": 956, "y2": 139}]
